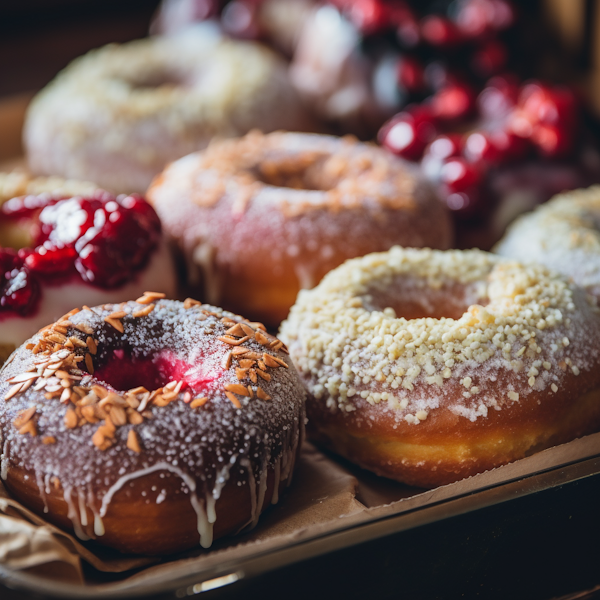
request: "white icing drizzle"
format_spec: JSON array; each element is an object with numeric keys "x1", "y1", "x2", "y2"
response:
[
  {"x1": 294, "y1": 262, "x2": 317, "y2": 290},
  {"x1": 94, "y1": 513, "x2": 105, "y2": 537},
  {"x1": 1, "y1": 441, "x2": 8, "y2": 480},
  {"x1": 35, "y1": 469, "x2": 49, "y2": 514},
  {"x1": 63, "y1": 486, "x2": 90, "y2": 541},
  {"x1": 44, "y1": 473, "x2": 51, "y2": 496},
  {"x1": 190, "y1": 493, "x2": 213, "y2": 548},
  {"x1": 77, "y1": 488, "x2": 88, "y2": 527},
  {"x1": 98, "y1": 461, "x2": 214, "y2": 548},
  {"x1": 192, "y1": 241, "x2": 222, "y2": 306},
  {"x1": 240, "y1": 458, "x2": 258, "y2": 530}
]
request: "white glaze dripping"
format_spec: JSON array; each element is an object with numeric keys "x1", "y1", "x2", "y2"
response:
[
  {"x1": 98, "y1": 461, "x2": 213, "y2": 548},
  {"x1": 35, "y1": 470, "x2": 49, "y2": 514},
  {"x1": 1, "y1": 440, "x2": 8, "y2": 480},
  {"x1": 294, "y1": 262, "x2": 317, "y2": 290},
  {"x1": 63, "y1": 486, "x2": 90, "y2": 541},
  {"x1": 190, "y1": 493, "x2": 213, "y2": 548},
  {"x1": 77, "y1": 488, "x2": 88, "y2": 527},
  {"x1": 192, "y1": 241, "x2": 223, "y2": 306},
  {"x1": 240, "y1": 458, "x2": 258, "y2": 529}
]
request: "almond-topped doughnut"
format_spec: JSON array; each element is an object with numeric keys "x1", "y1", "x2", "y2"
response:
[
  {"x1": 24, "y1": 27, "x2": 313, "y2": 194},
  {"x1": 147, "y1": 131, "x2": 452, "y2": 326},
  {"x1": 280, "y1": 247, "x2": 600, "y2": 488},
  {"x1": 495, "y1": 186, "x2": 600, "y2": 300},
  {"x1": 0, "y1": 298, "x2": 305, "y2": 555}
]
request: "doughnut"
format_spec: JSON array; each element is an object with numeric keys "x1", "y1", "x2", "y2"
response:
[
  {"x1": 0, "y1": 191, "x2": 176, "y2": 363},
  {"x1": 280, "y1": 247, "x2": 600, "y2": 488},
  {"x1": 494, "y1": 186, "x2": 600, "y2": 300},
  {"x1": 0, "y1": 298, "x2": 305, "y2": 555},
  {"x1": 0, "y1": 172, "x2": 98, "y2": 207},
  {"x1": 24, "y1": 26, "x2": 313, "y2": 194},
  {"x1": 147, "y1": 131, "x2": 452, "y2": 327}
]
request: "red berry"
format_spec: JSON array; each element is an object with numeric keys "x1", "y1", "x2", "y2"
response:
[
  {"x1": 456, "y1": 0, "x2": 515, "y2": 38},
  {"x1": 426, "y1": 134, "x2": 464, "y2": 160},
  {"x1": 464, "y1": 131, "x2": 503, "y2": 165},
  {"x1": 0, "y1": 249, "x2": 39, "y2": 316},
  {"x1": 431, "y1": 83, "x2": 476, "y2": 122},
  {"x1": 24, "y1": 246, "x2": 77, "y2": 276},
  {"x1": 396, "y1": 56, "x2": 425, "y2": 93},
  {"x1": 471, "y1": 39, "x2": 508, "y2": 77},
  {"x1": 348, "y1": 0, "x2": 389, "y2": 34},
  {"x1": 421, "y1": 15, "x2": 463, "y2": 47},
  {"x1": 422, "y1": 134, "x2": 464, "y2": 180},
  {"x1": 477, "y1": 75, "x2": 519, "y2": 118},
  {"x1": 379, "y1": 107, "x2": 437, "y2": 161},
  {"x1": 440, "y1": 157, "x2": 483, "y2": 193},
  {"x1": 531, "y1": 123, "x2": 573, "y2": 159}
]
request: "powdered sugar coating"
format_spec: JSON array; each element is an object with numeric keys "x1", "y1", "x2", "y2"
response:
[
  {"x1": 24, "y1": 26, "x2": 312, "y2": 193},
  {"x1": 147, "y1": 131, "x2": 451, "y2": 320},
  {"x1": 280, "y1": 247, "x2": 600, "y2": 424},
  {"x1": 0, "y1": 300, "x2": 305, "y2": 547},
  {"x1": 495, "y1": 186, "x2": 600, "y2": 299}
]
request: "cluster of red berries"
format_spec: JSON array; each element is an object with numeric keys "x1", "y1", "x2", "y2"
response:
[
  {"x1": 0, "y1": 193, "x2": 161, "y2": 316},
  {"x1": 379, "y1": 76, "x2": 581, "y2": 215}
]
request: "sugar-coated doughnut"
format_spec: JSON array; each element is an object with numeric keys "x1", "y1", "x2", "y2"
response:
[
  {"x1": 0, "y1": 298, "x2": 305, "y2": 555},
  {"x1": 495, "y1": 186, "x2": 600, "y2": 300},
  {"x1": 0, "y1": 191, "x2": 176, "y2": 364},
  {"x1": 147, "y1": 131, "x2": 452, "y2": 327},
  {"x1": 280, "y1": 247, "x2": 600, "y2": 488},
  {"x1": 24, "y1": 27, "x2": 313, "y2": 193}
]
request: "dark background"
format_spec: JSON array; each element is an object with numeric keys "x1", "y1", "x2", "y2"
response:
[{"x1": 0, "y1": 0, "x2": 162, "y2": 98}]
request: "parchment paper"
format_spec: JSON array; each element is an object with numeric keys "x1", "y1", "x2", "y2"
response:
[{"x1": 2, "y1": 433, "x2": 600, "y2": 592}]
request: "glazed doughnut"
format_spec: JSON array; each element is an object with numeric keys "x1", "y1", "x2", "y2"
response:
[
  {"x1": 24, "y1": 27, "x2": 313, "y2": 194},
  {"x1": 495, "y1": 186, "x2": 600, "y2": 300},
  {"x1": 0, "y1": 298, "x2": 305, "y2": 555},
  {"x1": 280, "y1": 247, "x2": 600, "y2": 488},
  {"x1": 0, "y1": 191, "x2": 176, "y2": 363},
  {"x1": 147, "y1": 131, "x2": 452, "y2": 327}
]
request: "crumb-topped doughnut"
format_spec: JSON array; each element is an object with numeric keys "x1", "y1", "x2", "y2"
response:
[
  {"x1": 494, "y1": 186, "x2": 600, "y2": 300},
  {"x1": 0, "y1": 297, "x2": 305, "y2": 555},
  {"x1": 0, "y1": 172, "x2": 98, "y2": 207},
  {"x1": 0, "y1": 191, "x2": 175, "y2": 365},
  {"x1": 280, "y1": 247, "x2": 600, "y2": 488},
  {"x1": 24, "y1": 27, "x2": 313, "y2": 194},
  {"x1": 147, "y1": 131, "x2": 452, "y2": 326}
]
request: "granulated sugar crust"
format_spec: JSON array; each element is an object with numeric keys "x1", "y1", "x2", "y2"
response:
[{"x1": 280, "y1": 247, "x2": 600, "y2": 424}]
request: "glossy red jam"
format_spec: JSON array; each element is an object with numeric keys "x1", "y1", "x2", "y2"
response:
[
  {"x1": 93, "y1": 348, "x2": 220, "y2": 396},
  {"x1": 0, "y1": 192, "x2": 161, "y2": 317}
]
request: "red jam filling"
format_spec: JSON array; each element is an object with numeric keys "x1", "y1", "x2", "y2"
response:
[
  {"x1": 0, "y1": 192, "x2": 161, "y2": 318},
  {"x1": 93, "y1": 349, "x2": 220, "y2": 396}
]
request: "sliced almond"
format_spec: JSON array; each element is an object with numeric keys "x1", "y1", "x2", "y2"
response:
[
  {"x1": 225, "y1": 391, "x2": 242, "y2": 408},
  {"x1": 256, "y1": 387, "x2": 272, "y2": 401},
  {"x1": 127, "y1": 430, "x2": 141, "y2": 453},
  {"x1": 13, "y1": 406, "x2": 36, "y2": 429},
  {"x1": 191, "y1": 397, "x2": 209, "y2": 409}
]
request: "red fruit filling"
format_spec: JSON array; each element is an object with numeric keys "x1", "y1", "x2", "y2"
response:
[
  {"x1": 92, "y1": 348, "x2": 220, "y2": 397},
  {"x1": 379, "y1": 77, "x2": 586, "y2": 218},
  {"x1": 0, "y1": 192, "x2": 161, "y2": 317}
]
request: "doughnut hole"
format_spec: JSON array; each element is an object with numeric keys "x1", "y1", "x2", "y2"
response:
[
  {"x1": 361, "y1": 277, "x2": 485, "y2": 320},
  {"x1": 254, "y1": 155, "x2": 335, "y2": 191},
  {"x1": 92, "y1": 345, "x2": 220, "y2": 396}
]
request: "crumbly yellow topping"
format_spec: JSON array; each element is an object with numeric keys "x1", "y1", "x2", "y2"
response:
[
  {"x1": 280, "y1": 247, "x2": 599, "y2": 423},
  {"x1": 0, "y1": 172, "x2": 99, "y2": 205}
]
